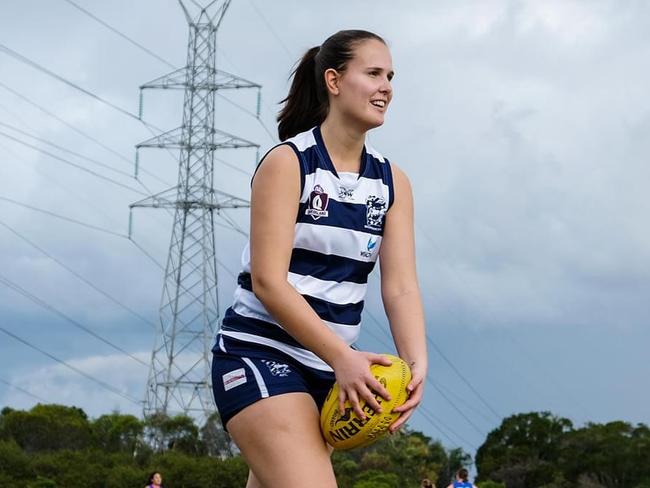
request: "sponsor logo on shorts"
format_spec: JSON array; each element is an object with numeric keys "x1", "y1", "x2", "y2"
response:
[
  {"x1": 261, "y1": 360, "x2": 291, "y2": 377},
  {"x1": 223, "y1": 368, "x2": 247, "y2": 391}
]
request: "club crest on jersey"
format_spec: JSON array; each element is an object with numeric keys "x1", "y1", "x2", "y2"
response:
[
  {"x1": 365, "y1": 195, "x2": 387, "y2": 231},
  {"x1": 306, "y1": 185, "x2": 329, "y2": 220}
]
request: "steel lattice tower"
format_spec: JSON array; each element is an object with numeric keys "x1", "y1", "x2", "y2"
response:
[{"x1": 131, "y1": 0, "x2": 260, "y2": 422}]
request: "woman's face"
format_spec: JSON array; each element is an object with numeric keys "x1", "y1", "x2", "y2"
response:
[
  {"x1": 331, "y1": 39, "x2": 394, "y2": 130},
  {"x1": 153, "y1": 473, "x2": 162, "y2": 485}
]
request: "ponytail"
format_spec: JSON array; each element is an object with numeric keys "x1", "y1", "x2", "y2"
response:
[
  {"x1": 277, "y1": 30, "x2": 386, "y2": 141},
  {"x1": 277, "y1": 46, "x2": 326, "y2": 142}
]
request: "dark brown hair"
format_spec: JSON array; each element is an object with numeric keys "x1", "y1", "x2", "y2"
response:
[
  {"x1": 277, "y1": 29, "x2": 386, "y2": 141},
  {"x1": 457, "y1": 468, "x2": 469, "y2": 482}
]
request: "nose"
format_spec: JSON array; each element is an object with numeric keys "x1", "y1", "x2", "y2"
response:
[{"x1": 379, "y1": 76, "x2": 392, "y2": 96}]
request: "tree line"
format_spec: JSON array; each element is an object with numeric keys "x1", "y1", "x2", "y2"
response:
[{"x1": 0, "y1": 405, "x2": 648, "y2": 487}]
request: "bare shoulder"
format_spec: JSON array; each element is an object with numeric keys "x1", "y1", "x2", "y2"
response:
[
  {"x1": 252, "y1": 143, "x2": 301, "y2": 201},
  {"x1": 254, "y1": 144, "x2": 300, "y2": 181},
  {"x1": 388, "y1": 162, "x2": 413, "y2": 208}
]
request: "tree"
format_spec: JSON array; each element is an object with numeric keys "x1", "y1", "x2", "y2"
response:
[
  {"x1": 143, "y1": 413, "x2": 200, "y2": 454},
  {"x1": 92, "y1": 412, "x2": 143, "y2": 454},
  {"x1": 1, "y1": 404, "x2": 92, "y2": 452},
  {"x1": 199, "y1": 411, "x2": 234, "y2": 458},
  {"x1": 560, "y1": 421, "x2": 650, "y2": 487},
  {"x1": 476, "y1": 411, "x2": 573, "y2": 488}
]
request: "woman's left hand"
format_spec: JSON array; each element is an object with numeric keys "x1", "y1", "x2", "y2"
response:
[{"x1": 388, "y1": 361, "x2": 426, "y2": 433}]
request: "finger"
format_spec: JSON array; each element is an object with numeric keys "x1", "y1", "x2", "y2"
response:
[
  {"x1": 338, "y1": 389, "x2": 347, "y2": 415},
  {"x1": 393, "y1": 386, "x2": 423, "y2": 413},
  {"x1": 406, "y1": 376, "x2": 424, "y2": 393},
  {"x1": 346, "y1": 389, "x2": 366, "y2": 420},
  {"x1": 392, "y1": 395, "x2": 421, "y2": 413},
  {"x1": 359, "y1": 384, "x2": 383, "y2": 414},
  {"x1": 368, "y1": 376, "x2": 391, "y2": 402},
  {"x1": 389, "y1": 408, "x2": 414, "y2": 433},
  {"x1": 369, "y1": 353, "x2": 392, "y2": 366}
]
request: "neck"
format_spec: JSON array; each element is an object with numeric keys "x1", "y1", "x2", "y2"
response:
[{"x1": 320, "y1": 115, "x2": 367, "y2": 173}]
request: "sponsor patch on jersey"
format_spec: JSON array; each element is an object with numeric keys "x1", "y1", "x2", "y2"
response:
[
  {"x1": 223, "y1": 368, "x2": 247, "y2": 391},
  {"x1": 306, "y1": 185, "x2": 329, "y2": 220},
  {"x1": 360, "y1": 236, "x2": 378, "y2": 258},
  {"x1": 364, "y1": 195, "x2": 387, "y2": 231},
  {"x1": 261, "y1": 360, "x2": 291, "y2": 377},
  {"x1": 338, "y1": 186, "x2": 354, "y2": 200}
]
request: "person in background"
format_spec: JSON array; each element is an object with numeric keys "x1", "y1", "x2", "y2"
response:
[
  {"x1": 145, "y1": 471, "x2": 163, "y2": 488},
  {"x1": 447, "y1": 468, "x2": 478, "y2": 488}
]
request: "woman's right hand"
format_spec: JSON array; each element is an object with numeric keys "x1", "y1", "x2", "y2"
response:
[{"x1": 330, "y1": 349, "x2": 393, "y2": 420}]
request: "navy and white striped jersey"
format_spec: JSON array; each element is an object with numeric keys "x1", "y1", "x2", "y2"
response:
[{"x1": 218, "y1": 126, "x2": 395, "y2": 371}]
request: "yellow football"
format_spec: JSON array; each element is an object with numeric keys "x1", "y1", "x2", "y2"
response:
[{"x1": 320, "y1": 354, "x2": 412, "y2": 450}]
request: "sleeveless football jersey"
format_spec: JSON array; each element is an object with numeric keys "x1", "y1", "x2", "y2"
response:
[
  {"x1": 453, "y1": 482, "x2": 473, "y2": 488},
  {"x1": 218, "y1": 126, "x2": 394, "y2": 371}
]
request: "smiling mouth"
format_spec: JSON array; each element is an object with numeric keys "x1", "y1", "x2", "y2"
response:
[{"x1": 370, "y1": 100, "x2": 386, "y2": 108}]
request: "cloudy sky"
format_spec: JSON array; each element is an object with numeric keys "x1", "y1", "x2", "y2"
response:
[{"x1": 1, "y1": 0, "x2": 649, "y2": 459}]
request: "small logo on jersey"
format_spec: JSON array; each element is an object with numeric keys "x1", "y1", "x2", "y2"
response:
[
  {"x1": 360, "y1": 236, "x2": 378, "y2": 258},
  {"x1": 338, "y1": 186, "x2": 354, "y2": 200},
  {"x1": 261, "y1": 360, "x2": 291, "y2": 377},
  {"x1": 223, "y1": 368, "x2": 246, "y2": 391},
  {"x1": 364, "y1": 195, "x2": 387, "y2": 231},
  {"x1": 306, "y1": 185, "x2": 329, "y2": 220}
]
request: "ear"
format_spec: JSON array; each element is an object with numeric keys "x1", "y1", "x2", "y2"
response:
[{"x1": 324, "y1": 68, "x2": 341, "y2": 96}]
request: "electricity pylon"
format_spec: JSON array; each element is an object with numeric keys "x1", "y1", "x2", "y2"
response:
[{"x1": 130, "y1": 0, "x2": 260, "y2": 424}]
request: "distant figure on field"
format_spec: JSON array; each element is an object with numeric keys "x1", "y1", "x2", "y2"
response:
[
  {"x1": 145, "y1": 471, "x2": 163, "y2": 488},
  {"x1": 447, "y1": 468, "x2": 477, "y2": 488},
  {"x1": 421, "y1": 478, "x2": 434, "y2": 488}
]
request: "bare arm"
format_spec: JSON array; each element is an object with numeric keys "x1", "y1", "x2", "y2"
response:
[
  {"x1": 249, "y1": 145, "x2": 391, "y2": 418},
  {"x1": 379, "y1": 164, "x2": 428, "y2": 431}
]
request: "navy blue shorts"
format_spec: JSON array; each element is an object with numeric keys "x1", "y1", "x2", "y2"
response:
[{"x1": 211, "y1": 335, "x2": 336, "y2": 429}]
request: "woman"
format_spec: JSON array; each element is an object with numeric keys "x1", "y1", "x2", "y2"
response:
[
  {"x1": 145, "y1": 472, "x2": 163, "y2": 488},
  {"x1": 212, "y1": 29, "x2": 427, "y2": 487}
]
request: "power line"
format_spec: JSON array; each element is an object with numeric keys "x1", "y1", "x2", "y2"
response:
[
  {"x1": 0, "y1": 377, "x2": 48, "y2": 403},
  {"x1": 414, "y1": 223, "x2": 587, "y2": 421},
  {"x1": 0, "y1": 327, "x2": 141, "y2": 405},
  {"x1": 434, "y1": 380, "x2": 497, "y2": 426},
  {"x1": 0, "y1": 80, "x2": 172, "y2": 188},
  {"x1": 60, "y1": 0, "x2": 177, "y2": 69},
  {"x1": 245, "y1": 0, "x2": 293, "y2": 59},
  {"x1": 363, "y1": 303, "x2": 495, "y2": 438},
  {"x1": 0, "y1": 140, "x2": 126, "y2": 230},
  {"x1": 0, "y1": 218, "x2": 156, "y2": 331},
  {"x1": 0, "y1": 120, "x2": 135, "y2": 180},
  {"x1": 0, "y1": 272, "x2": 148, "y2": 368},
  {"x1": 429, "y1": 380, "x2": 486, "y2": 437},
  {"x1": 425, "y1": 335, "x2": 501, "y2": 421},
  {"x1": 0, "y1": 43, "x2": 145, "y2": 124},
  {"x1": 419, "y1": 403, "x2": 479, "y2": 451},
  {"x1": 55, "y1": 0, "x2": 277, "y2": 144},
  {"x1": 0, "y1": 196, "x2": 127, "y2": 238},
  {"x1": 0, "y1": 130, "x2": 148, "y2": 196}
]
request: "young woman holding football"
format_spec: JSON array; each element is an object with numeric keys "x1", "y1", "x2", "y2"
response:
[{"x1": 212, "y1": 29, "x2": 427, "y2": 487}]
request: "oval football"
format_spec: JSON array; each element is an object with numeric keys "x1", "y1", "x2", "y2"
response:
[{"x1": 320, "y1": 354, "x2": 412, "y2": 450}]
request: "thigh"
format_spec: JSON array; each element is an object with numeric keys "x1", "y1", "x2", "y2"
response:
[{"x1": 227, "y1": 392, "x2": 337, "y2": 488}]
